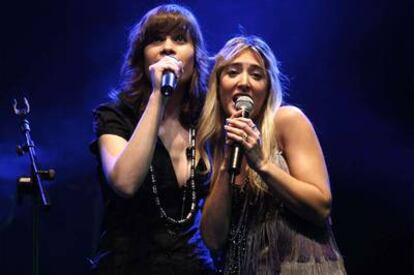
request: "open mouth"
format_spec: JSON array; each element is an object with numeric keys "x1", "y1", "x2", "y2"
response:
[
  {"x1": 232, "y1": 94, "x2": 242, "y2": 103},
  {"x1": 232, "y1": 94, "x2": 253, "y2": 104}
]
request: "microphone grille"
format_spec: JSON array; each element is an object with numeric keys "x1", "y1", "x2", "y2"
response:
[{"x1": 235, "y1": 96, "x2": 254, "y2": 113}]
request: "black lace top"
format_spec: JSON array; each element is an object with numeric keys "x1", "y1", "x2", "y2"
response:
[{"x1": 89, "y1": 100, "x2": 214, "y2": 274}]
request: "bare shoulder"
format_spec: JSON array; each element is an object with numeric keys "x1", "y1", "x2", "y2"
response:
[
  {"x1": 274, "y1": 106, "x2": 316, "y2": 149},
  {"x1": 275, "y1": 105, "x2": 311, "y2": 129}
]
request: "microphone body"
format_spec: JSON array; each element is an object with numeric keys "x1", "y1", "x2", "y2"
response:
[
  {"x1": 160, "y1": 70, "x2": 177, "y2": 96},
  {"x1": 228, "y1": 142, "x2": 244, "y2": 176},
  {"x1": 228, "y1": 96, "x2": 254, "y2": 184}
]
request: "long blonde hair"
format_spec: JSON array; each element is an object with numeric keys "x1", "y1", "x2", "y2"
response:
[{"x1": 197, "y1": 35, "x2": 284, "y2": 193}]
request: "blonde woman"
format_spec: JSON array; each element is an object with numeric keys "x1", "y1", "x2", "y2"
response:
[{"x1": 197, "y1": 36, "x2": 346, "y2": 274}]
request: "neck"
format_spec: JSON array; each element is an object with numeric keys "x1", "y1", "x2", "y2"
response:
[{"x1": 163, "y1": 83, "x2": 187, "y2": 121}]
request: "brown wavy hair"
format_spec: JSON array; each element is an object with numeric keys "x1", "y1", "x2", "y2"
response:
[{"x1": 113, "y1": 4, "x2": 209, "y2": 127}]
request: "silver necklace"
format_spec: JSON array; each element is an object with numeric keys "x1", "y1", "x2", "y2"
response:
[{"x1": 149, "y1": 128, "x2": 197, "y2": 225}]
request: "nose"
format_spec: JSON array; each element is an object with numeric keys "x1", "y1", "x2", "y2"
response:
[
  {"x1": 237, "y1": 71, "x2": 250, "y2": 93},
  {"x1": 160, "y1": 37, "x2": 176, "y2": 56}
]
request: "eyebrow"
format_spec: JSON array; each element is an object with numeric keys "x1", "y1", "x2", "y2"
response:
[{"x1": 226, "y1": 62, "x2": 265, "y2": 71}]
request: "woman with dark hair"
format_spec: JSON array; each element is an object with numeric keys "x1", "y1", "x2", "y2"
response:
[
  {"x1": 198, "y1": 36, "x2": 346, "y2": 274},
  {"x1": 90, "y1": 4, "x2": 213, "y2": 274}
]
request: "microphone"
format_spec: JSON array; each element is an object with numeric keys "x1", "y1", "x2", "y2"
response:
[
  {"x1": 228, "y1": 95, "x2": 254, "y2": 184},
  {"x1": 160, "y1": 56, "x2": 180, "y2": 96},
  {"x1": 160, "y1": 70, "x2": 177, "y2": 96}
]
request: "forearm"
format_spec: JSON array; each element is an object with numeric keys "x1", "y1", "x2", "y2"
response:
[
  {"x1": 201, "y1": 169, "x2": 232, "y2": 250},
  {"x1": 108, "y1": 92, "x2": 166, "y2": 196},
  {"x1": 257, "y1": 160, "x2": 332, "y2": 225}
]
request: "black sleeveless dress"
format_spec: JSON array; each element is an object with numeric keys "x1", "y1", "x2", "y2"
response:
[{"x1": 90, "y1": 100, "x2": 215, "y2": 275}]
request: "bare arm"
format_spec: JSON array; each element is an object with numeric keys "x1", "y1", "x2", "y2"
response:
[
  {"x1": 264, "y1": 106, "x2": 332, "y2": 224},
  {"x1": 98, "y1": 92, "x2": 166, "y2": 197},
  {"x1": 225, "y1": 106, "x2": 332, "y2": 225},
  {"x1": 201, "y1": 164, "x2": 233, "y2": 251},
  {"x1": 200, "y1": 112, "x2": 244, "y2": 250},
  {"x1": 98, "y1": 56, "x2": 182, "y2": 197}
]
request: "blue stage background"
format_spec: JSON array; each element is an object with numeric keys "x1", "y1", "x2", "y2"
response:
[{"x1": 1, "y1": 1, "x2": 412, "y2": 274}]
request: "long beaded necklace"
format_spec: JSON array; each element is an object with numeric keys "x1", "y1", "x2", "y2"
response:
[
  {"x1": 149, "y1": 128, "x2": 197, "y2": 225},
  {"x1": 226, "y1": 177, "x2": 249, "y2": 275}
]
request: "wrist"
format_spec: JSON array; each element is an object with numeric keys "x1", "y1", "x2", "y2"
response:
[
  {"x1": 256, "y1": 159, "x2": 270, "y2": 175},
  {"x1": 149, "y1": 90, "x2": 168, "y2": 106}
]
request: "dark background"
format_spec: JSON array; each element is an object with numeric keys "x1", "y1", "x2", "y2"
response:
[{"x1": 0, "y1": 0, "x2": 412, "y2": 274}]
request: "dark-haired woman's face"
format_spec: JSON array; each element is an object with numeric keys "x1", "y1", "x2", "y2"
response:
[{"x1": 144, "y1": 31, "x2": 195, "y2": 84}]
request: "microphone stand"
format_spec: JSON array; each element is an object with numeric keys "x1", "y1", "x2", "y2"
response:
[{"x1": 13, "y1": 97, "x2": 55, "y2": 275}]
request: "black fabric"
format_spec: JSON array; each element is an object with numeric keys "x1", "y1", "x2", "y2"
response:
[{"x1": 90, "y1": 100, "x2": 214, "y2": 275}]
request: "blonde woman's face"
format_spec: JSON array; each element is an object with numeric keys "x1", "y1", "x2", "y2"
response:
[{"x1": 218, "y1": 49, "x2": 268, "y2": 119}]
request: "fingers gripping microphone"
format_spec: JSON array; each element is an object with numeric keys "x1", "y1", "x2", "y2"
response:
[
  {"x1": 161, "y1": 70, "x2": 177, "y2": 96},
  {"x1": 160, "y1": 56, "x2": 179, "y2": 97},
  {"x1": 228, "y1": 95, "x2": 254, "y2": 184}
]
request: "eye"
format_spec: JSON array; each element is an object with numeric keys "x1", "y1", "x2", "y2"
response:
[
  {"x1": 224, "y1": 66, "x2": 241, "y2": 78},
  {"x1": 251, "y1": 72, "x2": 264, "y2": 80},
  {"x1": 174, "y1": 33, "x2": 187, "y2": 43},
  {"x1": 149, "y1": 35, "x2": 164, "y2": 44},
  {"x1": 250, "y1": 68, "x2": 266, "y2": 80},
  {"x1": 227, "y1": 69, "x2": 239, "y2": 77}
]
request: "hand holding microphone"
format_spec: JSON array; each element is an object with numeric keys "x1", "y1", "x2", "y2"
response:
[
  {"x1": 161, "y1": 70, "x2": 177, "y2": 96},
  {"x1": 226, "y1": 95, "x2": 255, "y2": 184},
  {"x1": 148, "y1": 55, "x2": 182, "y2": 96}
]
